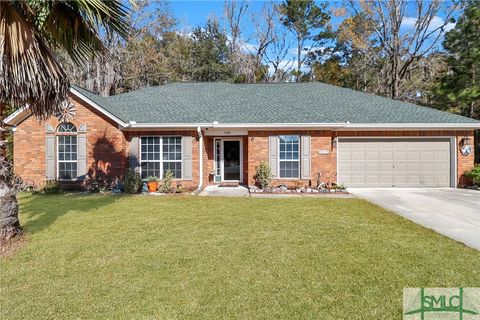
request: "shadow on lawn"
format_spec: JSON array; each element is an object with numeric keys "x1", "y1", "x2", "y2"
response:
[
  {"x1": 20, "y1": 193, "x2": 120, "y2": 235},
  {"x1": 19, "y1": 133, "x2": 128, "y2": 235}
]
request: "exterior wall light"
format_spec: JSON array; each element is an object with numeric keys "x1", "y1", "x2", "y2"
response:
[{"x1": 460, "y1": 136, "x2": 472, "y2": 156}]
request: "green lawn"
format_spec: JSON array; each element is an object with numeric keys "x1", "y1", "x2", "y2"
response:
[{"x1": 1, "y1": 194, "x2": 479, "y2": 319}]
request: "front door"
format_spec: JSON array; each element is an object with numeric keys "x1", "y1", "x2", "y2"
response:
[
  {"x1": 214, "y1": 138, "x2": 242, "y2": 182},
  {"x1": 223, "y1": 140, "x2": 241, "y2": 181}
]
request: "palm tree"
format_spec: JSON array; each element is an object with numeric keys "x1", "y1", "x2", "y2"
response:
[{"x1": 0, "y1": 1, "x2": 129, "y2": 241}]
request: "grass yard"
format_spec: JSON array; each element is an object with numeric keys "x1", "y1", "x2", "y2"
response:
[{"x1": 1, "y1": 194, "x2": 479, "y2": 319}]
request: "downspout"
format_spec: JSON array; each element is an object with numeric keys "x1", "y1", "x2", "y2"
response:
[{"x1": 197, "y1": 126, "x2": 203, "y2": 191}]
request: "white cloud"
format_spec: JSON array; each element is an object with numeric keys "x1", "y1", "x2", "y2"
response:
[{"x1": 401, "y1": 15, "x2": 455, "y2": 32}]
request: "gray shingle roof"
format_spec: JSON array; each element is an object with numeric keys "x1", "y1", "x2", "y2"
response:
[{"x1": 71, "y1": 82, "x2": 480, "y2": 125}]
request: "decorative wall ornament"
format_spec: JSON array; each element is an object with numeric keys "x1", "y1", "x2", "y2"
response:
[
  {"x1": 56, "y1": 100, "x2": 76, "y2": 122},
  {"x1": 78, "y1": 124, "x2": 87, "y2": 133},
  {"x1": 45, "y1": 123, "x2": 54, "y2": 133}
]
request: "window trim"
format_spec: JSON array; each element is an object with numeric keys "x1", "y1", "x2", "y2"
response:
[
  {"x1": 277, "y1": 135, "x2": 300, "y2": 179},
  {"x1": 56, "y1": 134, "x2": 78, "y2": 181},
  {"x1": 139, "y1": 136, "x2": 183, "y2": 180}
]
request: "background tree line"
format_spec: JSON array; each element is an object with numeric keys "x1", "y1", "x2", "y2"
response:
[{"x1": 61, "y1": 0, "x2": 479, "y2": 121}]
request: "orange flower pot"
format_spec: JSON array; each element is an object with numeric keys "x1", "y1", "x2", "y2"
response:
[{"x1": 147, "y1": 181, "x2": 158, "y2": 192}]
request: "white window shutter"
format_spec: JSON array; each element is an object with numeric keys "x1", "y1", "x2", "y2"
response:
[
  {"x1": 129, "y1": 137, "x2": 140, "y2": 172},
  {"x1": 45, "y1": 136, "x2": 55, "y2": 180},
  {"x1": 182, "y1": 136, "x2": 193, "y2": 180},
  {"x1": 269, "y1": 136, "x2": 278, "y2": 178},
  {"x1": 301, "y1": 135, "x2": 311, "y2": 179},
  {"x1": 77, "y1": 135, "x2": 87, "y2": 180}
]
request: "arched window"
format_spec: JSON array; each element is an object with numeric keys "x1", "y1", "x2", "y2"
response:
[
  {"x1": 57, "y1": 123, "x2": 77, "y2": 180},
  {"x1": 57, "y1": 122, "x2": 77, "y2": 133}
]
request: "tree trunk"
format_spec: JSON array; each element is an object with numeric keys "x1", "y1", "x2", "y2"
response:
[
  {"x1": 0, "y1": 182, "x2": 21, "y2": 241},
  {"x1": 297, "y1": 38, "x2": 302, "y2": 82},
  {"x1": 0, "y1": 112, "x2": 22, "y2": 241}
]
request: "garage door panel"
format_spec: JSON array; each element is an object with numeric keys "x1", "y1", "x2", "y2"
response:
[
  {"x1": 393, "y1": 151, "x2": 407, "y2": 160},
  {"x1": 379, "y1": 175, "x2": 394, "y2": 184},
  {"x1": 352, "y1": 151, "x2": 365, "y2": 160},
  {"x1": 407, "y1": 151, "x2": 421, "y2": 161},
  {"x1": 435, "y1": 151, "x2": 449, "y2": 161},
  {"x1": 407, "y1": 175, "x2": 421, "y2": 184},
  {"x1": 366, "y1": 163, "x2": 379, "y2": 171},
  {"x1": 366, "y1": 151, "x2": 379, "y2": 160},
  {"x1": 338, "y1": 138, "x2": 451, "y2": 187}
]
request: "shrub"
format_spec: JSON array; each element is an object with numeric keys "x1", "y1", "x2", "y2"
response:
[
  {"x1": 160, "y1": 170, "x2": 174, "y2": 193},
  {"x1": 465, "y1": 165, "x2": 480, "y2": 185},
  {"x1": 255, "y1": 161, "x2": 273, "y2": 189},
  {"x1": 147, "y1": 176, "x2": 159, "y2": 182},
  {"x1": 124, "y1": 169, "x2": 142, "y2": 194},
  {"x1": 43, "y1": 180, "x2": 62, "y2": 194}
]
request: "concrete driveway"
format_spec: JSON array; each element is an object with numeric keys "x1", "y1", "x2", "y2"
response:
[{"x1": 348, "y1": 188, "x2": 480, "y2": 250}]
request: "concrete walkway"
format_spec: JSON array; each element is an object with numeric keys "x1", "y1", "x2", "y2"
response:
[
  {"x1": 348, "y1": 188, "x2": 480, "y2": 250},
  {"x1": 198, "y1": 185, "x2": 250, "y2": 197}
]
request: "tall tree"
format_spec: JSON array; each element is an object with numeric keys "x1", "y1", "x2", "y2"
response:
[
  {"x1": 249, "y1": 1, "x2": 277, "y2": 82},
  {"x1": 0, "y1": 0, "x2": 128, "y2": 241},
  {"x1": 190, "y1": 19, "x2": 234, "y2": 81},
  {"x1": 277, "y1": 0, "x2": 331, "y2": 82},
  {"x1": 432, "y1": 1, "x2": 480, "y2": 120},
  {"x1": 345, "y1": 0, "x2": 459, "y2": 99}
]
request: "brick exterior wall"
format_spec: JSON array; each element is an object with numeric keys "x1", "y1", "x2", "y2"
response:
[
  {"x1": 246, "y1": 129, "x2": 476, "y2": 188},
  {"x1": 12, "y1": 94, "x2": 476, "y2": 189},
  {"x1": 13, "y1": 96, "x2": 127, "y2": 188}
]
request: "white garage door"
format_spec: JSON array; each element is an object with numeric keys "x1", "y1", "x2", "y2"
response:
[{"x1": 338, "y1": 138, "x2": 452, "y2": 187}]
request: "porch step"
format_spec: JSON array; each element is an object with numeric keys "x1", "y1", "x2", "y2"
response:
[{"x1": 218, "y1": 183, "x2": 240, "y2": 188}]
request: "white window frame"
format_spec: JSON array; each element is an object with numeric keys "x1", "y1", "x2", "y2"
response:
[
  {"x1": 139, "y1": 136, "x2": 183, "y2": 180},
  {"x1": 56, "y1": 134, "x2": 78, "y2": 181},
  {"x1": 278, "y1": 135, "x2": 300, "y2": 179}
]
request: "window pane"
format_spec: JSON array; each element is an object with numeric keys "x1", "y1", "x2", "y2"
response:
[
  {"x1": 57, "y1": 134, "x2": 77, "y2": 180},
  {"x1": 162, "y1": 137, "x2": 181, "y2": 162},
  {"x1": 141, "y1": 162, "x2": 160, "y2": 179},
  {"x1": 58, "y1": 162, "x2": 77, "y2": 180},
  {"x1": 57, "y1": 123, "x2": 77, "y2": 133},
  {"x1": 163, "y1": 162, "x2": 182, "y2": 179},
  {"x1": 279, "y1": 161, "x2": 299, "y2": 178}
]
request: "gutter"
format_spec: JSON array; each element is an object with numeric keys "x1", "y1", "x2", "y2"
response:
[
  {"x1": 197, "y1": 126, "x2": 203, "y2": 191},
  {"x1": 123, "y1": 122, "x2": 480, "y2": 130}
]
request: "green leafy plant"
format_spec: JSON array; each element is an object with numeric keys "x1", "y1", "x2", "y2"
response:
[
  {"x1": 124, "y1": 169, "x2": 142, "y2": 194},
  {"x1": 465, "y1": 165, "x2": 480, "y2": 185},
  {"x1": 255, "y1": 161, "x2": 273, "y2": 189},
  {"x1": 43, "y1": 180, "x2": 62, "y2": 194},
  {"x1": 159, "y1": 170, "x2": 174, "y2": 193},
  {"x1": 147, "y1": 176, "x2": 159, "y2": 182}
]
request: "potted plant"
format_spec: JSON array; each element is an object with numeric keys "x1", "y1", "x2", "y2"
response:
[{"x1": 147, "y1": 176, "x2": 159, "y2": 192}]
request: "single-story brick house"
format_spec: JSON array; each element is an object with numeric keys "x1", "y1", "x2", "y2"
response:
[{"x1": 5, "y1": 82, "x2": 480, "y2": 190}]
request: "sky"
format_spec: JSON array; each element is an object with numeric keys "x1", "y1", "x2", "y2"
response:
[{"x1": 149, "y1": 1, "x2": 459, "y2": 72}]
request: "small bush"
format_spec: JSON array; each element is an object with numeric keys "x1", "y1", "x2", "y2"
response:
[
  {"x1": 43, "y1": 180, "x2": 62, "y2": 194},
  {"x1": 255, "y1": 161, "x2": 273, "y2": 189},
  {"x1": 465, "y1": 165, "x2": 480, "y2": 185},
  {"x1": 160, "y1": 170, "x2": 174, "y2": 193},
  {"x1": 124, "y1": 169, "x2": 142, "y2": 194}
]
